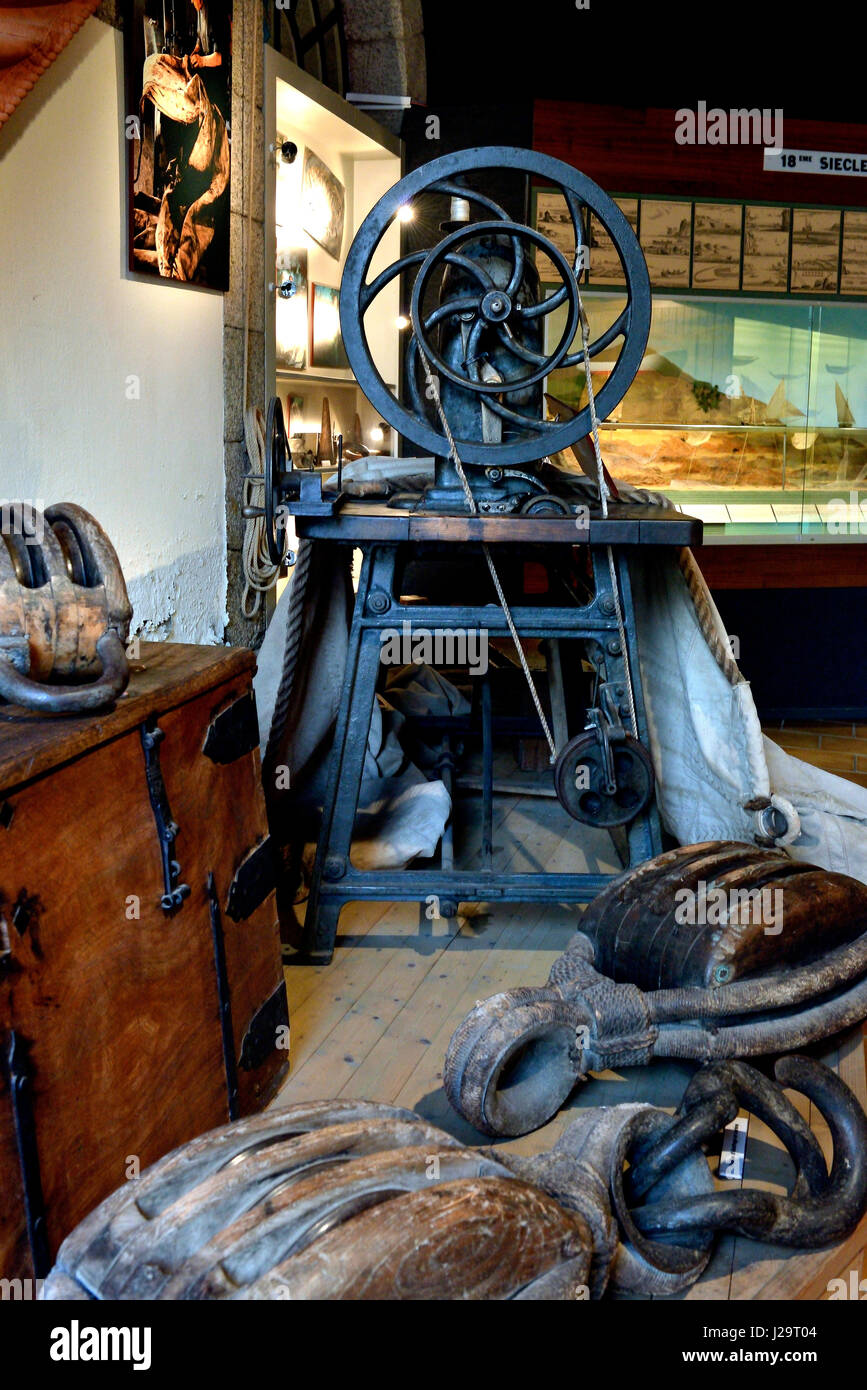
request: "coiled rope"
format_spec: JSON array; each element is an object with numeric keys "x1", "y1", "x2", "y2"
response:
[
  {"x1": 241, "y1": 406, "x2": 281, "y2": 617},
  {"x1": 264, "y1": 536, "x2": 314, "y2": 771},
  {"x1": 239, "y1": 27, "x2": 282, "y2": 616}
]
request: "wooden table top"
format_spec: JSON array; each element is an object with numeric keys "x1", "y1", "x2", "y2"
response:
[{"x1": 295, "y1": 499, "x2": 703, "y2": 547}]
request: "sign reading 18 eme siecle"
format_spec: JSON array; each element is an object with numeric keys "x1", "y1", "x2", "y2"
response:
[{"x1": 765, "y1": 149, "x2": 867, "y2": 176}]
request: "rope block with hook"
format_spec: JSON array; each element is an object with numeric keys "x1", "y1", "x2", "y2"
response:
[
  {"x1": 0, "y1": 502, "x2": 132, "y2": 713},
  {"x1": 444, "y1": 841, "x2": 867, "y2": 1138}
]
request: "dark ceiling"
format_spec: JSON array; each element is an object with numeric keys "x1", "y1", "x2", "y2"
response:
[{"x1": 420, "y1": 0, "x2": 867, "y2": 128}]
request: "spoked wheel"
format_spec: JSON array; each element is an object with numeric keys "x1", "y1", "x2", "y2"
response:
[
  {"x1": 554, "y1": 730, "x2": 655, "y2": 827},
  {"x1": 339, "y1": 147, "x2": 651, "y2": 470}
]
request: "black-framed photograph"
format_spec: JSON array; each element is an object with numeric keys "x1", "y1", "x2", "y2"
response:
[
  {"x1": 125, "y1": 0, "x2": 232, "y2": 288},
  {"x1": 310, "y1": 284, "x2": 349, "y2": 369}
]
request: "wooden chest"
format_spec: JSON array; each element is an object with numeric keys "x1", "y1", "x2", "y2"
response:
[{"x1": 0, "y1": 642, "x2": 288, "y2": 1282}]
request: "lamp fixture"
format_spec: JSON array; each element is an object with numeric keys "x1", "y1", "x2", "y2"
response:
[{"x1": 269, "y1": 139, "x2": 298, "y2": 165}]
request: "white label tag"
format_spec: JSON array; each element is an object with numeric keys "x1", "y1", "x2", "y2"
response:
[
  {"x1": 764, "y1": 148, "x2": 867, "y2": 176},
  {"x1": 719, "y1": 1115, "x2": 749, "y2": 1181}
]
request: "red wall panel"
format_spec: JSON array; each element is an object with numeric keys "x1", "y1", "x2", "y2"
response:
[{"x1": 533, "y1": 102, "x2": 867, "y2": 207}]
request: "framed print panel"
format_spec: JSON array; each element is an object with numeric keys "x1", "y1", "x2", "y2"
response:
[
  {"x1": 310, "y1": 283, "x2": 349, "y2": 369},
  {"x1": 640, "y1": 200, "x2": 692, "y2": 288},
  {"x1": 276, "y1": 248, "x2": 308, "y2": 370},
  {"x1": 841, "y1": 211, "x2": 867, "y2": 295},
  {"x1": 126, "y1": 0, "x2": 232, "y2": 288},
  {"x1": 535, "y1": 188, "x2": 576, "y2": 261},
  {"x1": 742, "y1": 205, "x2": 790, "y2": 292},
  {"x1": 691, "y1": 203, "x2": 742, "y2": 290},
  {"x1": 790, "y1": 209, "x2": 841, "y2": 294},
  {"x1": 588, "y1": 198, "x2": 639, "y2": 285}
]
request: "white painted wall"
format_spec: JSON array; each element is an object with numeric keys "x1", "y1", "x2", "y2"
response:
[{"x1": 0, "y1": 19, "x2": 227, "y2": 643}]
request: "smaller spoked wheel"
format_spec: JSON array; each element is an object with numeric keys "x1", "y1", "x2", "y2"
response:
[
  {"x1": 519, "y1": 494, "x2": 572, "y2": 517},
  {"x1": 554, "y1": 730, "x2": 655, "y2": 827},
  {"x1": 264, "y1": 395, "x2": 291, "y2": 567}
]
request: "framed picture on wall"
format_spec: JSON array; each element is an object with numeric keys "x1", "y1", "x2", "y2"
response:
[
  {"x1": 741, "y1": 206, "x2": 790, "y2": 292},
  {"x1": 691, "y1": 203, "x2": 742, "y2": 289},
  {"x1": 640, "y1": 200, "x2": 692, "y2": 287},
  {"x1": 587, "y1": 198, "x2": 639, "y2": 284},
  {"x1": 790, "y1": 209, "x2": 842, "y2": 294},
  {"x1": 124, "y1": 0, "x2": 232, "y2": 288},
  {"x1": 310, "y1": 284, "x2": 349, "y2": 369},
  {"x1": 532, "y1": 188, "x2": 589, "y2": 281},
  {"x1": 275, "y1": 248, "x2": 308, "y2": 370},
  {"x1": 301, "y1": 148, "x2": 346, "y2": 260},
  {"x1": 534, "y1": 189, "x2": 576, "y2": 260},
  {"x1": 841, "y1": 211, "x2": 867, "y2": 295}
]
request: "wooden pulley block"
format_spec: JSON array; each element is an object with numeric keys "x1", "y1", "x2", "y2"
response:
[
  {"x1": 0, "y1": 502, "x2": 132, "y2": 713},
  {"x1": 42, "y1": 1062, "x2": 867, "y2": 1300},
  {"x1": 42, "y1": 1100, "x2": 595, "y2": 1300}
]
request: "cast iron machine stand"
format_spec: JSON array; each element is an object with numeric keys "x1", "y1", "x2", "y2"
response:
[{"x1": 262, "y1": 148, "x2": 702, "y2": 964}]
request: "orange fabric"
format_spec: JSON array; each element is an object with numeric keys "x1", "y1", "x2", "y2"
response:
[{"x1": 0, "y1": 0, "x2": 100, "y2": 127}]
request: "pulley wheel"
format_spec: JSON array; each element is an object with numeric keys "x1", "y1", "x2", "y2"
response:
[
  {"x1": 264, "y1": 395, "x2": 291, "y2": 567},
  {"x1": 555, "y1": 730, "x2": 655, "y2": 827},
  {"x1": 519, "y1": 494, "x2": 572, "y2": 517}
]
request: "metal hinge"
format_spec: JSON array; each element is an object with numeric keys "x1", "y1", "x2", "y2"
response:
[
  {"x1": 202, "y1": 692, "x2": 261, "y2": 765},
  {"x1": 140, "y1": 717, "x2": 191, "y2": 913},
  {"x1": 239, "y1": 981, "x2": 289, "y2": 1072},
  {"x1": 3, "y1": 1030, "x2": 50, "y2": 1277},
  {"x1": 225, "y1": 838, "x2": 276, "y2": 922},
  {"x1": 0, "y1": 907, "x2": 11, "y2": 970},
  {"x1": 207, "y1": 873, "x2": 239, "y2": 1122}
]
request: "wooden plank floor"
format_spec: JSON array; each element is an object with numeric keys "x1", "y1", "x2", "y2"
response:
[{"x1": 275, "y1": 737, "x2": 867, "y2": 1301}]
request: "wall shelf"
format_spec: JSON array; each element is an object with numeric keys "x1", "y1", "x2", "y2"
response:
[{"x1": 276, "y1": 368, "x2": 397, "y2": 391}]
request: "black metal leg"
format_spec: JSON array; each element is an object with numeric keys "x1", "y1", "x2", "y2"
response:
[
  {"x1": 614, "y1": 551, "x2": 664, "y2": 864},
  {"x1": 295, "y1": 538, "x2": 667, "y2": 965},
  {"x1": 481, "y1": 675, "x2": 493, "y2": 871},
  {"x1": 439, "y1": 737, "x2": 455, "y2": 876}
]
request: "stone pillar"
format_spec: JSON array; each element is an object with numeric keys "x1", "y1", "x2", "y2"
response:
[
  {"x1": 342, "y1": 0, "x2": 426, "y2": 130},
  {"x1": 224, "y1": 0, "x2": 267, "y2": 646}
]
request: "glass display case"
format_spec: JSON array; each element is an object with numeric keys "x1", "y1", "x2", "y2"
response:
[{"x1": 545, "y1": 293, "x2": 867, "y2": 542}]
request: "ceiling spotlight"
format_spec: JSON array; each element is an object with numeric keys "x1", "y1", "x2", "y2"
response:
[
  {"x1": 397, "y1": 204, "x2": 414, "y2": 223},
  {"x1": 370, "y1": 421, "x2": 390, "y2": 444},
  {"x1": 396, "y1": 315, "x2": 410, "y2": 330}
]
